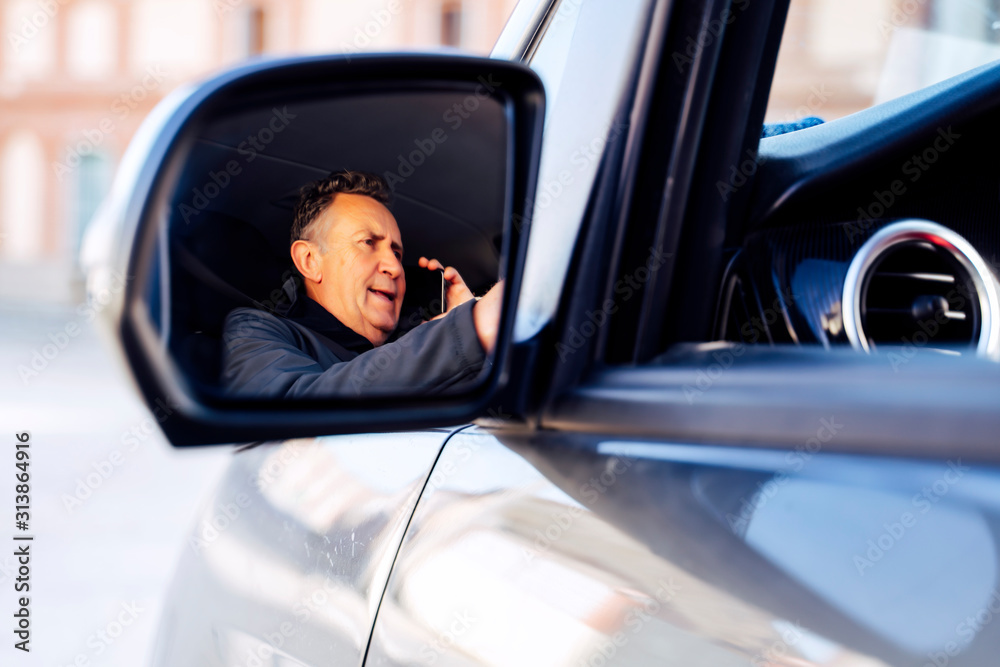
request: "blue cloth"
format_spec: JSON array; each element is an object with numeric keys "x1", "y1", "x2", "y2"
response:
[{"x1": 761, "y1": 116, "x2": 825, "y2": 138}]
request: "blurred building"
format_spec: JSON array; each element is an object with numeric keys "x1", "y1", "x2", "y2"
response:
[
  {"x1": 5, "y1": 0, "x2": 999, "y2": 304},
  {"x1": 767, "y1": 0, "x2": 1000, "y2": 123},
  {"x1": 0, "y1": 0, "x2": 516, "y2": 303}
]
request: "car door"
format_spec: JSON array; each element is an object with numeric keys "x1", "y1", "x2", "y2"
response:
[
  {"x1": 102, "y1": 0, "x2": 1000, "y2": 664},
  {"x1": 364, "y1": 0, "x2": 1000, "y2": 665},
  {"x1": 151, "y1": 430, "x2": 460, "y2": 667}
]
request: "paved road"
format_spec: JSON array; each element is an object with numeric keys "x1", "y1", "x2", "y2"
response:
[{"x1": 0, "y1": 301, "x2": 233, "y2": 666}]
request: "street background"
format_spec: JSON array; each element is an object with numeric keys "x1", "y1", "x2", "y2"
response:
[{"x1": 0, "y1": 301, "x2": 232, "y2": 665}]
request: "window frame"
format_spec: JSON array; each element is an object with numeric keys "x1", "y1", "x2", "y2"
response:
[{"x1": 527, "y1": 0, "x2": 794, "y2": 409}]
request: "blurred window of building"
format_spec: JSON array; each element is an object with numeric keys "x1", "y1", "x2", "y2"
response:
[
  {"x1": 301, "y1": 0, "x2": 404, "y2": 54},
  {"x1": 0, "y1": 131, "x2": 46, "y2": 260},
  {"x1": 441, "y1": 1, "x2": 462, "y2": 47},
  {"x1": 67, "y1": 0, "x2": 118, "y2": 80},
  {"x1": 932, "y1": 1, "x2": 1000, "y2": 44},
  {"x1": 71, "y1": 152, "x2": 113, "y2": 264},
  {"x1": 130, "y1": 0, "x2": 213, "y2": 78},
  {"x1": 766, "y1": 0, "x2": 1000, "y2": 124},
  {"x1": 809, "y1": 0, "x2": 884, "y2": 69},
  {"x1": 3, "y1": 0, "x2": 58, "y2": 81},
  {"x1": 234, "y1": 5, "x2": 266, "y2": 57}
]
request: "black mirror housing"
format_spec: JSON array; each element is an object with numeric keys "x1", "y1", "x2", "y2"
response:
[{"x1": 93, "y1": 54, "x2": 544, "y2": 446}]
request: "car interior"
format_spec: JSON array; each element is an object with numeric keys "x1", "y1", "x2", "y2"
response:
[
  {"x1": 154, "y1": 53, "x2": 1000, "y2": 403},
  {"x1": 717, "y1": 59, "x2": 1000, "y2": 359}
]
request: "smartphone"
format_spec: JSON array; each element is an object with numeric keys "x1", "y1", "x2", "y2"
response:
[
  {"x1": 405, "y1": 267, "x2": 446, "y2": 320},
  {"x1": 439, "y1": 268, "x2": 446, "y2": 316}
]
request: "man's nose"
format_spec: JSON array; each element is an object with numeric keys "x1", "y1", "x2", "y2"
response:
[{"x1": 379, "y1": 249, "x2": 403, "y2": 278}]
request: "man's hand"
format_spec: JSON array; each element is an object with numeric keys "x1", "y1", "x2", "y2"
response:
[
  {"x1": 471, "y1": 280, "x2": 503, "y2": 354},
  {"x1": 418, "y1": 256, "x2": 475, "y2": 314},
  {"x1": 416, "y1": 257, "x2": 501, "y2": 353}
]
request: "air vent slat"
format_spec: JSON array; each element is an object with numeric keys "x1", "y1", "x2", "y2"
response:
[
  {"x1": 844, "y1": 220, "x2": 1000, "y2": 358},
  {"x1": 862, "y1": 242, "x2": 977, "y2": 349},
  {"x1": 876, "y1": 272, "x2": 955, "y2": 283},
  {"x1": 844, "y1": 221, "x2": 989, "y2": 356}
]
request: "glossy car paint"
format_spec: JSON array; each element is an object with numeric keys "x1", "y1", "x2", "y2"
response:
[
  {"x1": 367, "y1": 429, "x2": 1000, "y2": 666},
  {"x1": 129, "y1": 0, "x2": 1000, "y2": 664},
  {"x1": 151, "y1": 430, "x2": 457, "y2": 666}
]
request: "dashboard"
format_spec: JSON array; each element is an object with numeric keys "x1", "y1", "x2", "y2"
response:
[{"x1": 717, "y1": 60, "x2": 1000, "y2": 361}]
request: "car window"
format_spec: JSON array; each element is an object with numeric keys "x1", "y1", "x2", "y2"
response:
[
  {"x1": 503, "y1": 0, "x2": 653, "y2": 342},
  {"x1": 765, "y1": 0, "x2": 1000, "y2": 125}
]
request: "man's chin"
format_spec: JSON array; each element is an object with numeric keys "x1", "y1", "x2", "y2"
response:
[{"x1": 364, "y1": 317, "x2": 399, "y2": 344}]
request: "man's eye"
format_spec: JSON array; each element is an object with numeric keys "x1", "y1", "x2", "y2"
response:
[
  {"x1": 363, "y1": 239, "x2": 374, "y2": 247},
  {"x1": 394, "y1": 252, "x2": 402, "y2": 260}
]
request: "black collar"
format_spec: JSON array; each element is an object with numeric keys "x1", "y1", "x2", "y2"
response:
[{"x1": 282, "y1": 280, "x2": 375, "y2": 357}]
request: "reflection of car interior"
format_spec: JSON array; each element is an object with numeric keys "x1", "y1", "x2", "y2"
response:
[
  {"x1": 163, "y1": 93, "x2": 509, "y2": 390},
  {"x1": 715, "y1": 62, "x2": 1000, "y2": 361}
]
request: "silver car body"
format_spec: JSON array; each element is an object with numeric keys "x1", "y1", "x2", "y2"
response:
[{"x1": 124, "y1": 1, "x2": 1000, "y2": 666}]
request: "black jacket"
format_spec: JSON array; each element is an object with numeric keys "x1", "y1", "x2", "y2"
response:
[{"x1": 220, "y1": 285, "x2": 486, "y2": 398}]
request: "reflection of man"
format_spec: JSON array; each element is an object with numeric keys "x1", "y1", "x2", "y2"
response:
[{"x1": 221, "y1": 170, "x2": 502, "y2": 397}]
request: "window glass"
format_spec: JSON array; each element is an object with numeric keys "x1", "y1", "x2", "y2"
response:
[
  {"x1": 510, "y1": 0, "x2": 653, "y2": 341},
  {"x1": 67, "y1": 1, "x2": 118, "y2": 80},
  {"x1": 73, "y1": 153, "x2": 114, "y2": 266},
  {"x1": 442, "y1": 2, "x2": 463, "y2": 47},
  {"x1": 766, "y1": 0, "x2": 1000, "y2": 125},
  {"x1": 3, "y1": 0, "x2": 57, "y2": 81}
]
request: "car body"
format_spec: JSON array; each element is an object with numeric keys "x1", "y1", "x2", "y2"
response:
[{"x1": 87, "y1": 0, "x2": 1000, "y2": 665}]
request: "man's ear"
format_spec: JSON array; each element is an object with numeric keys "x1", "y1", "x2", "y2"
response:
[{"x1": 290, "y1": 240, "x2": 322, "y2": 283}]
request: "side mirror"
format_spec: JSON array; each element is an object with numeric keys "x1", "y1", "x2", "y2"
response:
[{"x1": 86, "y1": 54, "x2": 544, "y2": 446}]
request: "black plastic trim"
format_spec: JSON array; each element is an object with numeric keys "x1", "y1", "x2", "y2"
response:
[
  {"x1": 544, "y1": 344, "x2": 1000, "y2": 463},
  {"x1": 751, "y1": 58, "x2": 1000, "y2": 228}
]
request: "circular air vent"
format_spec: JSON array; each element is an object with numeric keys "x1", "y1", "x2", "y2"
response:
[{"x1": 843, "y1": 220, "x2": 1000, "y2": 359}]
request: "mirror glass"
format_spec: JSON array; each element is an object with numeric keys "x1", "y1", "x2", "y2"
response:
[{"x1": 144, "y1": 87, "x2": 511, "y2": 401}]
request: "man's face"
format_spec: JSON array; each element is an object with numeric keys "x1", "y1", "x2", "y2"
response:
[{"x1": 306, "y1": 193, "x2": 405, "y2": 346}]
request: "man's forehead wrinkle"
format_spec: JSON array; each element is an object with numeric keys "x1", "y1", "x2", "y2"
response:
[
  {"x1": 312, "y1": 194, "x2": 402, "y2": 254},
  {"x1": 358, "y1": 230, "x2": 404, "y2": 254},
  {"x1": 344, "y1": 214, "x2": 403, "y2": 249}
]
